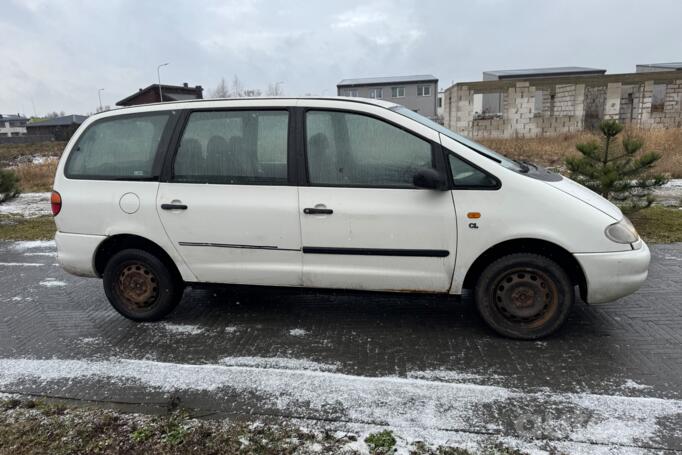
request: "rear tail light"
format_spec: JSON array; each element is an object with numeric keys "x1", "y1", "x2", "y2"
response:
[{"x1": 51, "y1": 191, "x2": 62, "y2": 216}]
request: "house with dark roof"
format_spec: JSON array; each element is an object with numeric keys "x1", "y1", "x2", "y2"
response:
[
  {"x1": 116, "y1": 83, "x2": 204, "y2": 106},
  {"x1": 26, "y1": 114, "x2": 88, "y2": 141},
  {"x1": 337, "y1": 75, "x2": 439, "y2": 120},
  {"x1": 0, "y1": 114, "x2": 29, "y2": 137}
]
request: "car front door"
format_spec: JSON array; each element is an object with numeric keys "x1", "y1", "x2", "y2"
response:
[
  {"x1": 157, "y1": 108, "x2": 302, "y2": 286},
  {"x1": 298, "y1": 107, "x2": 457, "y2": 292}
]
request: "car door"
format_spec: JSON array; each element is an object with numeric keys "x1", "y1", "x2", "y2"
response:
[
  {"x1": 298, "y1": 106, "x2": 457, "y2": 292},
  {"x1": 157, "y1": 107, "x2": 302, "y2": 286}
]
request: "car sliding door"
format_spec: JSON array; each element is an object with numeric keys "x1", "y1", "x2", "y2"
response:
[
  {"x1": 157, "y1": 109, "x2": 302, "y2": 286},
  {"x1": 298, "y1": 109, "x2": 457, "y2": 292}
]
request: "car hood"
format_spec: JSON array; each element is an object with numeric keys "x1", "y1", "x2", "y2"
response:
[{"x1": 545, "y1": 176, "x2": 622, "y2": 220}]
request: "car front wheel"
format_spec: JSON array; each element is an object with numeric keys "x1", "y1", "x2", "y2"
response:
[
  {"x1": 103, "y1": 248, "x2": 184, "y2": 321},
  {"x1": 475, "y1": 253, "x2": 574, "y2": 339}
]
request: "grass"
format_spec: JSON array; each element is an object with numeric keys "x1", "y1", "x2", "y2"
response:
[
  {"x1": 14, "y1": 161, "x2": 57, "y2": 192},
  {"x1": 629, "y1": 206, "x2": 682, "y2": 243},
  {"x1": 0, "y1": 141, "x2": 65, "y2": 165},
  {"x1": 0, "y1": 398, "x2": 532, "y2": 455},
  {"x1": 478, "y1": 127, "x2": 682, "y2": 177},
  {"x1": 365, "y1": 429, "x2": 397, "y2": 453},
  {"x1": 0, "y1": 215, "x2": 55, "y2": 241}
]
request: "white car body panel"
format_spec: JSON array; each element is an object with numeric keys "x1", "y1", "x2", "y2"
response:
[
  {"x1": 51, "y1": 97, "x2": 650, "y2": 306},
  {"x1": 298, "y1": 186, "x2": 457, "y2": 292},
  {"x1": 157, "y1": 183, "x2": 302, "y2": 286}
]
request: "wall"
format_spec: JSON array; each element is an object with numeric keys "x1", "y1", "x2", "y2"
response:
[
  {"x1": 337, "y1": 82, "x2": 438, "y2": 119},
  {"x1": 0, "y1": 134, "x2": 53, "y2": 144},
  {"x1": 443, "y1": 71, "x2": 682, "y2": 138}
]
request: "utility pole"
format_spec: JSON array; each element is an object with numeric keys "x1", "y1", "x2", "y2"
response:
[
  {"x1": 98, "y1": 88, "x2": 105, "y2": 112},
  {"x1": 157, "y1": 62, "x2": 169, "y2": 102}
]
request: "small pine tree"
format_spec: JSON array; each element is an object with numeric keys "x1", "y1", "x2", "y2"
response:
[
  {"x1": 0, "y1": 168, "x2": 21, "y2": 203},
  {"x1": 565, "y1": 120, "x2": 668, "y2": 211}
]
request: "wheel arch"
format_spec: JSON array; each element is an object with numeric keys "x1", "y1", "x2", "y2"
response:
[
  {"x1": 462, "y1": 238, "x2": 588, "y2": 301},
  {"x1": 94, "y1": 234, "x2": 183, "y2": 282}
]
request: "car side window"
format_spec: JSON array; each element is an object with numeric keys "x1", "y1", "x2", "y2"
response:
[
  {"x1": 173, "y1": 110, "x2": 288, "y2": 185},
  {"x1": 305, "y1": 110, "x2": 433, "y2": 187},
  {"x1": 66, "y1": 113, "x2": 170, "y2": 179},
  {"x1": 448, "y1": 153, "x2": 499, "y2": 188}
]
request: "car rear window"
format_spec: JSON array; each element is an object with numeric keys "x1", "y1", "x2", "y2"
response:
[{"x1": 65, "y1": 113, "x2": 170, "y2": 179}]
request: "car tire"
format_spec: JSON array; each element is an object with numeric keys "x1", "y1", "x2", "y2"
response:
[
  {"x1": 474, "y1": 253, "x2": 573, "y2": 340},
  {"x1": 103, "y1": 248, "x2": 184, "y2": 321}
]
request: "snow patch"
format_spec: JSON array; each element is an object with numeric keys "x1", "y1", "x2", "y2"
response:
[
  {"x1": 39, "y1": 279, "x2": 66, "y2": 287},
  {"x1": 0, "y1": 262, "x2": 44, "y2": 267},
  {"x1": 12, "y1": 240, "x2": 56, "y2": 251},
  {"x1": 0, "y1": 357, "x2": 679, "y2": 451},
  {"x1": 621, "y1": 379, "x2": 652, "y2": 391},
  {"x1": 224, "y1": 326, "x2": 239, "y2": 334},
  {"x1": 23, "y1": 252, "x2": 57, "y2": 257},
  {"x1": 161, "y1": 323, "x2": 205, "y2": 335},
  {"x1": 0, "y1": 192, "x2": 51, "y2": 218},
  {"x1": 219, "y1": 357, "x2": 338, "y2": 372},
  {"x1": 289, "y1": 328, "x2": 308, "y2": 337}
]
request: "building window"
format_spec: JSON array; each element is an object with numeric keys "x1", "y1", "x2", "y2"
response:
[
  {"x1": 652, "y1": 83, "x2": 666, "y2": 113},
  {"x1": 391, "y1": 87, "x2": 405, "y2": 98},
  {"x1": 343, "y1": 89, "x2": 359, "y2": 97},
  {"x1": 437, "y1": 96, "x2": 443, "y2": 108},
  {"x1": 369, "y1": 88, "x2": 383, "y2": 99},
  {"x1": 417, "y1": 85, "x2": 431, "y2": 97}
]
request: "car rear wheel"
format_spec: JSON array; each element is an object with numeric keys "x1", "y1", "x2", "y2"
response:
[
  {"x1": 103, "y1": 248, "x2": 184, "y2": 321},
  {"x1": 475, "y1": 253, "x2": 573, "y2": 339}
]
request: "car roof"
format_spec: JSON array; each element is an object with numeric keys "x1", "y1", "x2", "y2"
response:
[{"x1": 89, "y1": 96, "x2": 401, "y2": 120}]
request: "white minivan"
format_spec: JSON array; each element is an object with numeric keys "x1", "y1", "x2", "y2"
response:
[{"x1": 52, "y1": 97, "x2": 650, "y2": 339}]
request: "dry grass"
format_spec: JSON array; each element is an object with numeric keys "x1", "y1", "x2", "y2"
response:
[
  {"x1": 14, "y1": 161, "x2": 58, "y2": 192},
  {"x1": 478, "y1": 127, "x2": 682, "y2": 177},
  {"x1": 0, "y1": 141, "x2": 65, "y2": 165}
]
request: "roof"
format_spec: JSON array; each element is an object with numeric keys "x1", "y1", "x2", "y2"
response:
[
  {"x1": 637, "y1": 62, "x2": 682, "y2": 70},
  {"x1": 27, "y1": 115, "x2": 87, "y2": 127},
  {"x1": 87, "y1": 97, "x2": 401, "y2": 122},
  {"x1": 116, "y1": 83, "x2": 204, "y2": 106},
  {"x1": 0, "y1": 114, "x2": 27, "y2": 121},
  {"x1": 483, "y1": 66, "x2": 606, "y2": 79},
  {"x1": 337, "y1": 74, "x2": 438, "y2": 87}
]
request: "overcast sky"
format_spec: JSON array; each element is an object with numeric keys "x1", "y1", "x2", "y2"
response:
[{"x1": 2, "y1": 0, "x2": 681, "y2": 116}]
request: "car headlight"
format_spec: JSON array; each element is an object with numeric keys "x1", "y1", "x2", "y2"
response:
[{"x1": 605, "y1": 217, "x2": 639, "y2": 244}]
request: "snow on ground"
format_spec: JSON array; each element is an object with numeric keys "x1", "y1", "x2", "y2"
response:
[
  {"x1": 0, "y1": 192, "x2": 51, "y2": 218},
  {"x1": 38, "y1": 278, "x2": 66, "y2": 287},
  {"x1": 289, "y1": 328, "x2": 309, "y2": 336},
  {"x1": 0, "y1": 262, "x2": 44, "y2": 267},
  {"x1": 219, "y1": 356, "x2": 338, "y2": 372},
  {"x1": 11, "y1": 240, "x2": 55, "y2": 251},
  {"x1": 0, "y1": 356, "x2": 679, "y2": 452},
  {"x1": 159, "y1": 323, "x2": 205, "y2": 335}
]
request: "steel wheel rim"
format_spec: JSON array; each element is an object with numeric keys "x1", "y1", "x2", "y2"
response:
[
  {"x1": 116, "y1": 261, "x2": 159, "y2": 311},
  {"x1": 491, "y1": 267, "x2": 559, "y2": 328}
]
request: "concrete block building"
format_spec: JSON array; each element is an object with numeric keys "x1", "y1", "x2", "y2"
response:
[
  {"x1": 443, "y1": 66, "x2": 682, "y2": 138},
  {"x1": 337, "y1": 75, "x2": 439, "y2": 120}
]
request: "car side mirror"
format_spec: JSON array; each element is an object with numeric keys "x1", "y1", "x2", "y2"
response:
[{"x1": 413, "y1": 168, "x2": 446, "y2": 190}]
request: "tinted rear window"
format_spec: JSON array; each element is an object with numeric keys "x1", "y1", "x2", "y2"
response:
[{"x1": 66, "y1": 113, "x2": 170, "y2": 179}]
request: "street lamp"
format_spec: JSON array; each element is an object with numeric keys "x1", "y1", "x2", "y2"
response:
[
  {"x1": 98, "y1": 88, "x2": 105, "y2": 111},
  {"x1": 157, "y1": 62, "x2": 169, "y2": 102}
]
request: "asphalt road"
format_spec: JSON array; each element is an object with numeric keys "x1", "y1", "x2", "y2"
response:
[{"x1": 1, "y1": 239, "x2": 681, "y2": 453}]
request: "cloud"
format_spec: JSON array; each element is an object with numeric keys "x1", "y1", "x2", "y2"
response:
[{"x1": 0, "y1": 0, "x2": 681, "y2": 115}]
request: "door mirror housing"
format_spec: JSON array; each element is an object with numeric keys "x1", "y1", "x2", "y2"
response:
[{"x1": 413, "y1": 168, "x2": 446, "y2": 190}]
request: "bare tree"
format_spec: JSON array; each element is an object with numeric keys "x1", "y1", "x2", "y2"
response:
[
  {"x1": 210, "y1": 77, "x2": 229, "y2": 98},
  {"x1": 243, "y1": 89, "x2": 263, "y2": 97},
  {"x1": 231, "y1": 75, "x2": 244, "y2": 97},
  {"x1": 266, "y1": 82, "x2": 284, "y2": 96}
]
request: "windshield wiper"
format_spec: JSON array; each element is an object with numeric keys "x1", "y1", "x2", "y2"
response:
[{"x1": 514, "y1": 160, "x2": 530, "y2": 173}]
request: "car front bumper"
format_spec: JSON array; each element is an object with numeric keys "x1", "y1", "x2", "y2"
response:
[{"x1": 574, "y1": 241, "x2": 651, "y2": 304}]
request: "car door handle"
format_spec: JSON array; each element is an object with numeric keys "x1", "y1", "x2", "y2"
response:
[
  {"x1": 161, "y1": 203, "x2": 188, "y2": 210},
  {"x1": 303, "y1": 207, "x2": 333, "y2": 215}
]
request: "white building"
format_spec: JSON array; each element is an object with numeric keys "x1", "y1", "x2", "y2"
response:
[{"x1": 0, "y1": 114, "x2": 28, "y2": 137}]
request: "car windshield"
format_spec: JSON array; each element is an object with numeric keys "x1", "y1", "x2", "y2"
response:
[{"x1": 390, "y1": 106, "x2": 523, "y2": 171}]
